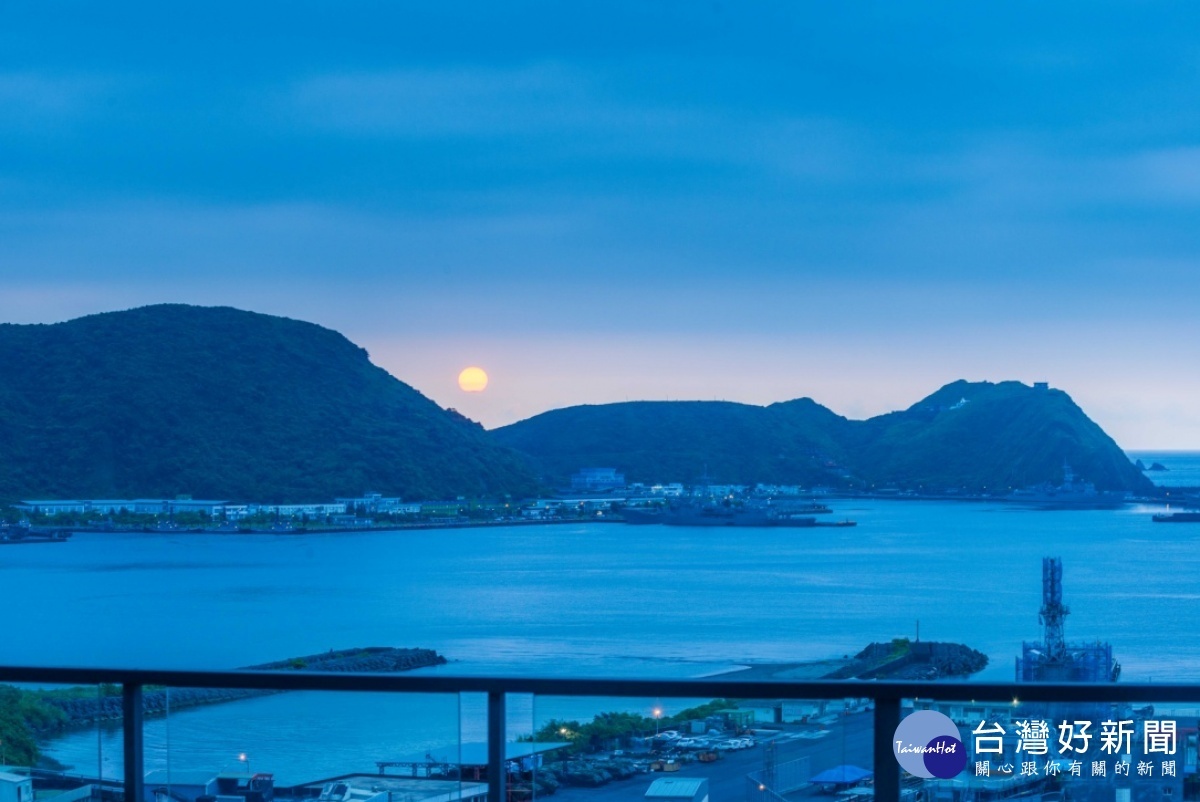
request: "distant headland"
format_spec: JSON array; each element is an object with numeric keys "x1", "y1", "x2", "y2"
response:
[{"x1": 0, "y1": 305, "x2": 1155, "y2": 504}]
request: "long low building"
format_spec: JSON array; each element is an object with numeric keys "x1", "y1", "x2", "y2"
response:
[{"x1": 16, "y1": 499, "x2": 230, "y2": 516}]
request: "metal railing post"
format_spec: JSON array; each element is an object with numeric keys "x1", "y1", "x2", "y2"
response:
[
  {"x1": 487, "y1": 690, "x2": 506, "y2": 802},
  {"x1": 874, "y1": 694, "x2": 901, "y2": 802},
  {"x1": 123, "y1": 683, "x2": 144, "y2": 802}
]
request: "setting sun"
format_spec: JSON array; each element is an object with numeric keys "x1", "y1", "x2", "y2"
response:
[{"x1": 457, "y1": 366, "x2": 489, "y2": 392}]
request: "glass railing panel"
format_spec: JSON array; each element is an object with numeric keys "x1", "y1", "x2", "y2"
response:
[
  {"x1": 134, "y1": 687, "x2": 467, "y2": 802},
  {"x1": 8, "y1": 682, "x2": 114, "y2": 800},
  {"x1": 528, "y1": 694, "x2": 873, "y2": 800},
  {"x1": 900, "y1": 696, "x2": 1199, "y2": 802}
]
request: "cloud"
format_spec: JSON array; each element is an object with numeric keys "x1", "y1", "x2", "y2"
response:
[
  {"x1": 0, "y1": 71, "x2": 117, "y2": 130},
  {"x1": 1125, "y1": 147, "x2": 1200, "y2": 203},
  {"x1": 286, "y1": 63, "x2": 706, "y2": 140},
  {"x1": 0, "y1": 199, "x2": 584, "y2": 277}
]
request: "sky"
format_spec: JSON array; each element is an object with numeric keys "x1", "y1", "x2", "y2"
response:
[{"x1": 2, "y1": 2, "x2": 1198, "y2": 447}]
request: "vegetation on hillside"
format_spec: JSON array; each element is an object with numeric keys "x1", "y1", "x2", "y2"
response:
[
  {"x1": 493, "y1": 399, "x2": 852, "y2": 487},
  {"x1": 0, "y1": 684, "x2": 74, "y2": 765},
  {"x1": 529, "y1": 699, "x2": 736, "y2": 753},
  {"x1": 0, "y1": 306, "x2": 1150, "y2": 501},
  {"x1": 0, "y1": 305, "x2": 537, "y2": 503},
  {"x1": 494, "y1": 380, "x2": 1153, "y2": 493}
]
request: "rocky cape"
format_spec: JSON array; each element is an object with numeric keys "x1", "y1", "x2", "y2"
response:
[
  {"x1": 0, "y1": 305, "x2": 1152, "y2": 501},
  {"x1": 493, "y1": 380, "x2": 1153, "y2": 494}
]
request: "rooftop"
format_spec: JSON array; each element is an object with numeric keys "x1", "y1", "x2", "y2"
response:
[{"x1": 645, "y1": 777, "x2": 707, "y2": 798}]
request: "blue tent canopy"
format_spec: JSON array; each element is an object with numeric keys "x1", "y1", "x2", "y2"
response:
[{"x1": 810, "y1": 765, "x2": 873, "y2": 785}]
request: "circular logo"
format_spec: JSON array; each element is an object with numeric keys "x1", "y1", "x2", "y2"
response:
[{"x1": 893, "y1": 710, "x2": 967, "y2": 779}]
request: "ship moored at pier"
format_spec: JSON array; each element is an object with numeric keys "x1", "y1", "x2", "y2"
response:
[
  {"x1": 1152, "y1": 511, "x2": 1200, "y2": 523},
  {"x1": 621, "y1": 503, "x2": 855, "y2": 527}
]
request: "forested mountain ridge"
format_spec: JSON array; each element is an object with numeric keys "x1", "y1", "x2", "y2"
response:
[
  {"x1": 0, "y1": 305, "x2": 1151, "y2": 501},
  {"x1": 0, "y1": 305, "x2": 537, "y2": 502},
  {"x1": 494, "y1": 380, "x2": 1153, "y2": 494}
]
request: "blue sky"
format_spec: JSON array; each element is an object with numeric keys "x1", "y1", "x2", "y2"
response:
[{"x1": 3, "y1": 2, "x2": 1198, "y2": 446}]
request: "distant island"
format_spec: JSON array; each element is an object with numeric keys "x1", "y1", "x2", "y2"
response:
[{"x1": 0, "y1": 305, "x2": 1153, "y2": 502}]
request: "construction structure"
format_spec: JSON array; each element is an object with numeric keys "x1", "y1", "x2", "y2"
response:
[{"x1": 1015, "y1": 557, "x2": 1120, "y2": 683}]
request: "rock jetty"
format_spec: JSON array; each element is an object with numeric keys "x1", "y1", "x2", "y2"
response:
[
  {"x1": 39, "y1": 647, "x2": 445, "y2": 732},
  {"x1": 824, "y1": 639, "x2": 987, "y2": 680}
]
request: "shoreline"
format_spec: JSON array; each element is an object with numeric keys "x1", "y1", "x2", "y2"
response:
[{"x1": 692, "y1": 659, "x2": 851, "y2": 681}]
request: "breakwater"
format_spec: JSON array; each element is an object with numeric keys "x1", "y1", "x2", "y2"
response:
[
  {"x1": 824, "y1": 640, "x2": 987, "y2": 680},
  {"x1": 38, "y1": 647, "x2": 445, "y2": 732}
]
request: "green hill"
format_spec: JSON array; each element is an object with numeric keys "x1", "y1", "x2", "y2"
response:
[
  {"x1": 0, "y1": 305, "x2": 537, "y2": 502},
  {"x1": 493, "y1": 381, "x2": 1153, "y2": 494},
  {"x1": 491, "y1": 398, "x2": 853, "y2": 486},
  {"x1": 848, "y1": 380, "x2": 1149, "y2": 492}
]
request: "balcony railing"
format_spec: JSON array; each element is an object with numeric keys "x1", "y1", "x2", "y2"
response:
[{"x1": 3, "y1": 665, "x2": 1198, "y2": 802}]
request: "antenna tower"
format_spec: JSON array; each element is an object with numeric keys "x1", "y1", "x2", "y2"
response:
[{"x1": 1039, "y1": 556, "x2": 1070, "y2": 661}]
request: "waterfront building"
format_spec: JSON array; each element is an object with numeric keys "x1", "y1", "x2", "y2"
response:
[
  {"x1": 334, "y1": 492, "x2": 418, "y2": 514},
  {"x1": 691, "y1": 484, "x2": 747, "y2": 497},
  {"x1": 570, "y1": 467, "x2": 626, "y2": 491},
  {"x1": 529, "y1": 497, "x2": 624, "y2": 513},
  {"x1": 753, "y1": 484, "x2": 804, "y2": 496},
  {"x1": 258, "y1": 503, "x2": 348, "y2": 518},
  {"x1": 418, "y1": 501, "x2": 464, "y2": 518},
  {"x1": 14, "y1": 500, "x2": 89, "y2": 515},
  {"x1": 15, "y1": 498, "x2": 230, "y2": 517}
]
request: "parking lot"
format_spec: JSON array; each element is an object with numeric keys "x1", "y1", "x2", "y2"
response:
[{"x1": 548, "y1": 710, "x2": 875, "y2": 802}]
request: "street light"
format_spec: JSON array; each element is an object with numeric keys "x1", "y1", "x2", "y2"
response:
[
  {"x1": 653, "y1": 707, "x2": 662, "y2": 736},
  {"x1": 559, "y1": 728, "x2": 573, "y2": 773},
  {"x1": 238, "y1": 753, "x2": 250, "y2": 775}
]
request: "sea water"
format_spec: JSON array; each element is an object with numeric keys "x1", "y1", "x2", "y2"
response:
[
  {"x1": 1128, "y1": 450, "x2": 1200, "y2": 489},
  {"x1": 15, "y1": 466, "x2": 1199, "y2": 782}
]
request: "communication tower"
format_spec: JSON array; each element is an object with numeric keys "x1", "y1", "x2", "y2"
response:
[{"x1": 1016, "y1": 557, "x2": 1119, "y2": 683}]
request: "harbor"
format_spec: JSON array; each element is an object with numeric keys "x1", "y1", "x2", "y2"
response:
[
  {"x1": 12, "y1": 706, "x2": 878, "y2": 802},
  {"x1": 15, "y1": 492, "x2": 1200, "y2": 802}
]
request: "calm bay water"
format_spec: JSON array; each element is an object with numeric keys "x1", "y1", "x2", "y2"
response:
[{"x1": 14, "y1": 477, "x2": 1200, "y2": 783}]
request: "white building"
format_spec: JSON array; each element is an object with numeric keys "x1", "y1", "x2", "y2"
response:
[
  {"x1": 257, "y1": 503, "x2": 347, "y2": 518},
  {"x1": 0, "y1": 772, "x2": 34, "y2": 802},
  {"x1": 754, "y1": 484, "x2": 803, "y2": 496},
  {"x1": 15, "y1": 500, "x2": 88, "y2": 516},
  {"x1": 16, "y1": 499, "x2": 230, "y2": 517},
  {"x1": 570, "y1": 467, "x2": 626, "y2": 491},
  {"x1": 335, "y1": 492, "x2": 414, "y2": 513}
]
